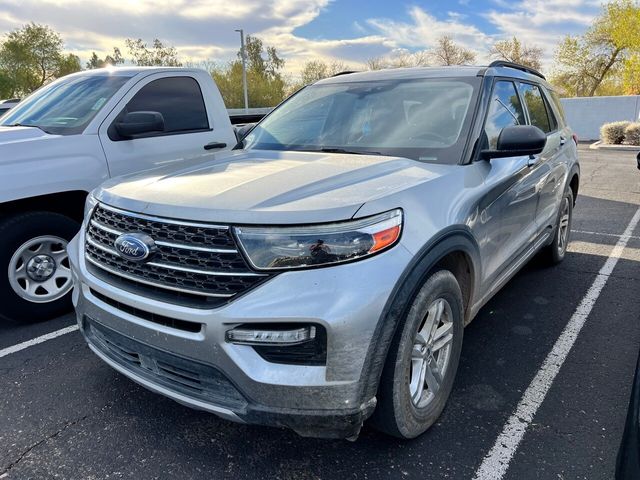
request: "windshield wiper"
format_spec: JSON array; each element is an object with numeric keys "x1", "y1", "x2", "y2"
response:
[{"x1": 6, "y1": 123, "x2": 50, "y2": 134}]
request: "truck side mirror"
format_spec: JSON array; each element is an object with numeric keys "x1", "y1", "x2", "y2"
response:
[
  {"x1": 235, "y1": 123, "x2": 256, "y2": 142},
  {"x1": 481, "y1": 125, "x2": 547, "y2": 160},
  {"x1": 115, "y1": 111, "x2": 165, "y2": 139}
]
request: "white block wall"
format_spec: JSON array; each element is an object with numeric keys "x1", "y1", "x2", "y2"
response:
[{"x1": 561, "y1": 95, "x2": 640, "y2": 141}]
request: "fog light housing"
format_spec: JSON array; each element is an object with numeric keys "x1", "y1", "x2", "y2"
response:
[{"x1": 226, "y1": 325, "x2": 316, "y2": 345}]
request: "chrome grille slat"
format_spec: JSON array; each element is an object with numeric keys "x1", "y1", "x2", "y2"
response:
[
  {"x1": 90, "y1": 219, "x2": 238, "y2": 254},
  {"x1": 84, "y1": 204, "x2": 270, "y2": 306},
  {"x1": 85, "y1": 256, "x2": 234, "y2": 298},
  {"x1": 98, "y1": 202, "x2": 230, "y2": 230}
]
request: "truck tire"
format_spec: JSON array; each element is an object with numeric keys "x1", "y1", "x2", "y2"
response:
[
  {"x1": 0, "y1": 212, "x2": 79, "y2": 323},
  {"x1": 371, "y1": 270, "x2": 464, "y2": 439}
]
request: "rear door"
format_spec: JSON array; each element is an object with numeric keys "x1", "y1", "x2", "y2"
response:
[
  {"x1": 99, "y1": 73, "x2": 232, "y2": 178},
  {"x1": 517, "y1": 82, "x2": 567, "y2": 233}
]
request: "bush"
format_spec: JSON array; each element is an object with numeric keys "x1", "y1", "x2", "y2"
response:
[
  {"x1": 600, "y1": 121, "x2": 631, "y2": 144},
  {"x1": 624, "y1": 123, "x2": 640, "y2": 146}
]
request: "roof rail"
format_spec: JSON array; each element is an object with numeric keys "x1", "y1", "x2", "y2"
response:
[
  {"x1": 331, "y1": 70, "x2": 359, "y2": 77},
  {"x1": 0, "y1": 98, "x2": 20, "y2": 104},
  {"x1": 488, "y1": 61, "x2": 545, "y2": 80}
]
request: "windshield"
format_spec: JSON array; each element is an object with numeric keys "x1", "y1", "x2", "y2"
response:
[
  {"x1": 243, "y1": 77, "x2": 480, "y2": 163},
  {"x1": 0, "y1": 75, "x2": 130, "y2": 135}
]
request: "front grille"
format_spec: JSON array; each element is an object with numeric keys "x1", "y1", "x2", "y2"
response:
[
  {"x1": 85, "y1": 204, "x2": 270, "y2": 308},
  {"x1": 85, "y1": 318, "x2": 247, "y2": 411}
]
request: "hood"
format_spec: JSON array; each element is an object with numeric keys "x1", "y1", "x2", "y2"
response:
[
  {"x1": 96, "y1": 150, "x2": 448, "y2": 224},
  {"x1": 0, "y1": 125, "x2": 51, "y2": 145}
]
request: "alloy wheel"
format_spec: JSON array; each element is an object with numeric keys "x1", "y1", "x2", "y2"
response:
[{"x1": 409, "y1": 297, "x2": 455, "y2": 409}]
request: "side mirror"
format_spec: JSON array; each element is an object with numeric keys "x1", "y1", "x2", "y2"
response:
[
  {"x1": 481, "y1": 125, "x2": 547, "y2": 160},
  {"x1": 234, "y1": 123, "x2": 256, "y2": 143},
  {"x1": 115, "y1": 111, "x2": 165, "y2": 139}
]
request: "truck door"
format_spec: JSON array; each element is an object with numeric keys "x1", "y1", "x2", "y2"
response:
[{"x1": 98, "y1": 72, "x2": 235, "y2": 178}]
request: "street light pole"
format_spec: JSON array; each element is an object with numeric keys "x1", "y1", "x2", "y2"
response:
[{"x1": 235, "y1": 28, "x2": 249, "y2": 113}]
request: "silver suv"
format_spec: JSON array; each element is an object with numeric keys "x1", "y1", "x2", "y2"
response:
[{"x1": 68, "y1": 62, "x2": 579, "y2": 440}]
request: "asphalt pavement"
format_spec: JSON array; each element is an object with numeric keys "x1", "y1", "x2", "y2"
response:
[{"x1": 1, "y1": 144, "x2": 639, "y2": 480}]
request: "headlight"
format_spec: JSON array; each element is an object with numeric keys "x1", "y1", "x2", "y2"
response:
[
  {"x1": 234, "y1": 209, "x2": 402, "y2": 270},
  {"x1": 84, "y1": 193, "x2": 97, "y2": 220}
]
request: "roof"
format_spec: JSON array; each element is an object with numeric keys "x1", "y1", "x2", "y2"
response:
[
  {"x1": 315, "y1": 66, "x2": 484, "y2": 84},
  {"x1": 63, "y1": 66, "x2": 206, "y2": 78},
  {"x1": 314, "y1": 63, "x2": 550, "y2": 87}
]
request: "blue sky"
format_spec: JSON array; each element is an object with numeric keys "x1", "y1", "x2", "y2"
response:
[{"x1": 0, "y1": 0, "x2": 603, "y2": 75}]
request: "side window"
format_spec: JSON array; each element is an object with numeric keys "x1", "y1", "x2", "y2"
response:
[
  {"x1": 519, "y1": 83, "x2": 553, "y2": 134},
  {"x1": 124, "y1": 77, "x2": 209, "y2": 134},
  {"x1": 484, "y1": 81, "x2": 526, "y2": 149}
]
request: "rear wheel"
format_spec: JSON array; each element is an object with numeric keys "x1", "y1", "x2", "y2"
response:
[
  {"x1": 0, "y1": 212, "x2": 79, "y2": 323},
  {"x1": 371, "y1": 270, "x2": 464, "y2": 439}
]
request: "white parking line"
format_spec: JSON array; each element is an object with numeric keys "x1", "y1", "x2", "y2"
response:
[
  {"x1": 572, "y1": 229, "x2": 640, "y2": 241},
  {"x1": 474, "y1": 206, "x2": 640, "y2": 480},
  {"x1": 0, "y1": 325, "x2": 79, "y2": 359}
]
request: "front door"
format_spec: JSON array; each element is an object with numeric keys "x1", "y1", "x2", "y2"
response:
[{"x1": 98, "y1": 73, "x2": 233, "y2": 178}]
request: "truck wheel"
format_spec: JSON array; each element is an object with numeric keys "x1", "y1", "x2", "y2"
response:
[
  {"x1": 544, "y1": 188, "x2": 574, "y2": 265},
  {"x1": 371, "y1": 270, "x2": 464, "y2": 439},
  {"x1": 0, "y1": 212, "x2": 79, "y2": 323}
]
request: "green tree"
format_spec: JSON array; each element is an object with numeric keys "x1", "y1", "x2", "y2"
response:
[
  {"x1": 212, "y1": 36, "x2": 286, "y2": 108},
  {"x1": 551, "y1": 0, "x2": 640, "y2": 96},
  {"x1": 289, "y1": 59, "x2": 349, "y2": 91},
  {"x1": 0, "y1": 23, "x2": 80, "y2": 96},
  {"x1": 431, "y1": 36, "x2": 476, "y2": 66},
  {"x1": 125, "y1": 38, "x2": 181, "y2": 66},
  {"x1": 56, "y1": 53, "x2": 81, "y2": 77},
  {"x1": 86, "y1": 48, "x2": 124, "y2": 69},
  {"x1": 490, "y1": 36, "x2": 543, "y2": 71}
]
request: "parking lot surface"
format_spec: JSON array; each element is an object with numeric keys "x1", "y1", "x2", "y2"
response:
[{"x1": 1, "y1": 144, "x2": 640, "y2": 480}]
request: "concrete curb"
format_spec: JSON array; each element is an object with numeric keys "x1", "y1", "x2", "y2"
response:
[{"x1": 589, "y1": 140, "x2": 640, "y2": 151}]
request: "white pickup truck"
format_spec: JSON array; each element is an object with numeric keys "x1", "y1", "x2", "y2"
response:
[{"x1": 0, "y1": 67, "x2": 253, "y2": 323}]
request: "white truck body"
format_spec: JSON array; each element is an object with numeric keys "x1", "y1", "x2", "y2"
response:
[
  {"x1": 0, "y1": 67, "x2": 237, "y2": 203},
  {"x1": 0, "y1": 67, "x2": 245, "y2": 322}
]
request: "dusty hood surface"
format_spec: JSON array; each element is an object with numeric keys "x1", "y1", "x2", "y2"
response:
[{"x1": 96, "y1": 149, "x2": 446, "y2": 224}]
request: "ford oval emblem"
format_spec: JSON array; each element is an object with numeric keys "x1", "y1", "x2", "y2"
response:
[{"x1": 114, "y1": 233, "x2": 156, "y2": 263}]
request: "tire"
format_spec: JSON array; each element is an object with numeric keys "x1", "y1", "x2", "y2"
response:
[
  {"x1": 0, "y1": 212, "x2": 79, "y2": 323},
  {"x1": 544, "y1": 188, "x2": 574, "y2": 265},
  {"x1": 371, "y1": 270, "x2": 464, "y2": 439}
]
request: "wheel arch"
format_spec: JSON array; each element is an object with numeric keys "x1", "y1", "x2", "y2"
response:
[
  {"x1": 359, "y1": 226, "x2": 481, "y2": 407},
  {"x1": 568, "y1": 163, "x2": 580, "y2": 206},
  {"x1": 0, "y1": 190, "x2": 88, "y2": 223}
]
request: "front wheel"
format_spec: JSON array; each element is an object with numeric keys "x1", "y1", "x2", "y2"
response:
[
  {"x1": 0, "y1": 212, "x2": 79, "y2": 323},
  {"x1": 371, "y1": 270, "x2": 464, "y2": 439}
]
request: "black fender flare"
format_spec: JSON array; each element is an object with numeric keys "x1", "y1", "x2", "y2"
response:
[{"x1": 358, "y1": 226, "x2": 482, "y2": 406}]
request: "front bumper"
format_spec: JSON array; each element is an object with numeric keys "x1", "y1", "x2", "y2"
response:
[{"x1": 69, "y1": 229, "x2": 413, "y2": 438}]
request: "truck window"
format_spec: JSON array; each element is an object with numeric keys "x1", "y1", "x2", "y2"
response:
[
  {"x1": 123, "y1": 77, "x2": 209, "y2": 134},
  {"x1": 0, "y1": 75, "x2": 130, "y2": 135}
]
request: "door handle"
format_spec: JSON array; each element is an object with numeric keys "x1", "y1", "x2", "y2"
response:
[
  {"x1": 560, "y1": 136, "x2": 566, "y2": 146},
  {"x1": 204, "y1": 142, "x2": 227, "y2": 150}
]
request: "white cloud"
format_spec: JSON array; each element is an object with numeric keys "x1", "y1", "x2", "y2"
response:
[
  {"x1": 0, "y1": 0, "x2": 602, "y2": 75},
  {"x1": 366, "y1": 6, "x2": 493, "y2": 62},
  {"x1": 484, "y1": 0, "x2": 601, "y2": 67}
]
